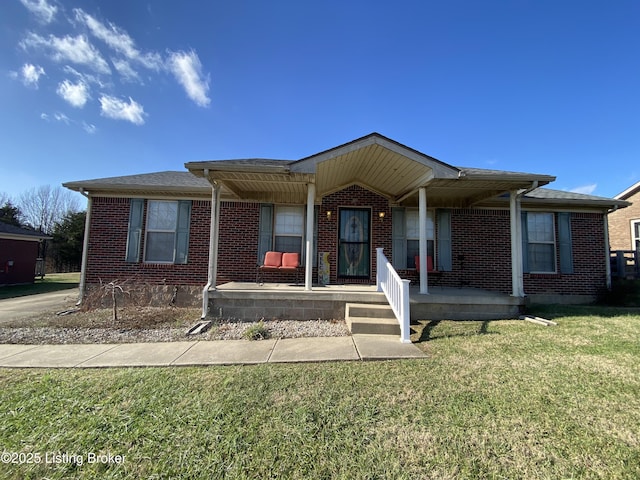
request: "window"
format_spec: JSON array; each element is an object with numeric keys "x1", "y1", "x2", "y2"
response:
[
  {"x1": 126, "y1": 199, "x2": 191, "y2": 264},
  {"x1": 274, "y1": 206, "x2": 304, "y2": 255},
  {"x1": 145, "y1": 201, "x2": 179, "y2": 262},
  {"x1": 527, "y1": 212, "x2": 555, "y2": 273},
  {"x1": 633, "y1": 220, "x2": 640, "y2": 251},
  {"x1": 406, "y1": 210, "x2": 434, "y2": 269}
]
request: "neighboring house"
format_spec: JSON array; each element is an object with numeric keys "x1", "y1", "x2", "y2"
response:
[
  {"x1": 0, "y1": 222, "x2": 50, "y2": 286},
  {"x1": 609, "y1": 180, "x2": 640, "y2": 251},
  {"x1": 608, "y1": 180, "x2": 640, "y2": 279},
  {"x1": 64, "y1": 133, "x2": 628, "y2": 312}
]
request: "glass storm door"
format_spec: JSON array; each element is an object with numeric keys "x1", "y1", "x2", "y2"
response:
[{"x1": 338, "y1": 208, "x2": 370, "y2": 278}]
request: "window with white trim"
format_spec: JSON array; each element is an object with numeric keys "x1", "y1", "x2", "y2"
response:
[
  {"x1": 633, "y1": 220, "x2": 640, "y2": 251},
  {"x1": 406, "y1": 209, "x2": 435, "y2": 269},
  {"x1": 274, "y1": 206, "x2": 304, "y2": 255},
  {"x1": 527, "y1": 212, "x2": 556, "y2": 273},
  {"x1": 145, "y1": 200, "x2": 179, "y2": 263}
]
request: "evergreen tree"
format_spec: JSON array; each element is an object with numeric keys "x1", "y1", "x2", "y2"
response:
[
  {"x1": 50, "y1": 211, "x2": 86, "y2": 272},
  {"x1": 0, "y1": 201, "x2": 24, "y2": 227}
]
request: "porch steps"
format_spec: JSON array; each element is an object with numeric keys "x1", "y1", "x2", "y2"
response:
[{"x1": 345, "y1": 303, "x2": 400, "y2": 336}]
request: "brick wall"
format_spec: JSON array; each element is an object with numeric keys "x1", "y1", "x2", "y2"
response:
[
  {"x1": 87, "y1": 195, "x2": 609, "y2": 298},
  {"x1": 609, "y1": 189, "x2": 640, "y2": 251},
  {"x1": 216, "y1": 202, "x2": 260, "y2": 283},
  {"x1": 86, "y1": 197, "x2": 209, "y2": 286}
]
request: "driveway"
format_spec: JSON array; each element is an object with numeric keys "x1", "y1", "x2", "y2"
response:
[{"x1": 0, "y1": 289, "x2": 79, "y2": 325}]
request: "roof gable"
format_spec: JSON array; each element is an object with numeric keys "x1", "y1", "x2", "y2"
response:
[{"x1": 614, "y1": 180, "x2": 640, "y2": 201}]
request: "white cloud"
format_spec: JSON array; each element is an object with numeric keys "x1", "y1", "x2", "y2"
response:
[
  {"x1": 20, "y1": 63, "x2": 45, "y2": 87},
  {"x1": 40, "y1": 112, "x2": 49, "y2": 121},
  {"x1": 20, "y1": 0, "x2": 57, "y2": 24},
  {"x1": 54, "y1": 112, "x2": 70, "y2": 124},
  {"x1": 111, "y1": 58, "x2": 141, "y2": 83},
  {"x1": 21, "y1": 32, "x2": 111, "y2": 74},
  {"x1": 83, "y1": 122, "x2": 97, "y2": 134},
  {"x1": 569, "y1": 184, "x2": 597, "y2": 195},
  {"x1": 56, "y1": 79, "x2": 90, "y2": 108},
  {"x1": 168, "y1": 50, "x2": 211, "y2": 107},
  {"x1": 99, "y1": 95, "x2": 146, "y2": 125},
  {"x1": 74, "y1": 9, "x2": 163, "y2": 72}
]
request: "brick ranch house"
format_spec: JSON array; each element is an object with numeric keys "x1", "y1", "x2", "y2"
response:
[{"x1": 64, "y1": 133, "x2": 628, "y2": 319}]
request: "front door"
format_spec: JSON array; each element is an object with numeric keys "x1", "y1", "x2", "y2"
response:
[{"x1": 338, "y1": 208, "x2": 370, "y2": 279}]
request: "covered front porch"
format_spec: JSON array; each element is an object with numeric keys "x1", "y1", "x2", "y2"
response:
[{"x1": 209, "y1": 282, "x2": 525, "y2": 322}]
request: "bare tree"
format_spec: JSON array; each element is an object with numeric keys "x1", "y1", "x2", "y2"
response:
[{"x1": 18, "y1": 185, "x2": 82, "y2": 234}]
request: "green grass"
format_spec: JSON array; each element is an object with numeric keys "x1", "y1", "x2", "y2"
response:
[
  {"x1": 0, "y1": 272, "x2": 79, "y2": 300},
  {"x1": 1, "y1": 307, "x2": 639, "y2": 479}
]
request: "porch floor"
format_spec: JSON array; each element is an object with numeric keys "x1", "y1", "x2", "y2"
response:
[{"x1": 210, "y1": 282, "x2": 525, "y2": 321}]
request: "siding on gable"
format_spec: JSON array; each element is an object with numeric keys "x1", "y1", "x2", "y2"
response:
[{"x1": 609, "y1": 188, "x2": 640, "y2": 251}]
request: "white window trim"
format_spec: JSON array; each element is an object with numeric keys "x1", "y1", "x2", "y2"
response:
[
  {"x1": 144, "y1": 200, "x2": 178, "y2": 264},
  {"x1": 406, "y1": 209, "x2": 435, "y2": 269},
  {"x1": 273, "y1": 205, "x2": 305, "y2": 255},
  {"x1": 631, "y1": 219, "x2": 640, "y2": 251},
  {"x1": 528, "y1": 212, "x2": 557, "y2": 274}
]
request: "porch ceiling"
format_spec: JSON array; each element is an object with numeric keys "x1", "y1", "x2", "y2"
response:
[
  {"x1": 185, "y1": 133, "x2": 555, "y2": 207},
  {"x1": 314, "y1": 143, "x2": 435, "y2": 199}
]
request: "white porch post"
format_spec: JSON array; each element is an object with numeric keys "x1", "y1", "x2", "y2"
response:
[
  {"x1": 305, "y1": 182, "x2": 315, "y2": 291},
  {"x1": 202, "y1": 181, "x2": 221, "y2": 318},
  {"x1": 419, "y1": 187, "x2": 429, "y2": 294},
  {"x1": 76, "y1": 193, "x2": 92, "y2": 305},
  {"x1": 510, "y1": 190, "x2": 524, "y2": 297}
]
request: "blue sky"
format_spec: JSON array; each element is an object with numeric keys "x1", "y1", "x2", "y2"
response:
[{"x1": 2, "y1": 0, "x2": 639, "y2": 205}]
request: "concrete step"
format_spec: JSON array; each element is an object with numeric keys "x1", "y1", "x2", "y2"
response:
[
  {"x1": 346, "y1": 303, "x2": 400, "y2": 336},
  {"x1": 346, "y1": 303, "x2": 395, "y2": 319}
]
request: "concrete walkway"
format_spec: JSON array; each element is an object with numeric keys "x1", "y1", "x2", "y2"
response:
[{"x1": 0, "y1": 335, "x2": 426, "y2": 368}]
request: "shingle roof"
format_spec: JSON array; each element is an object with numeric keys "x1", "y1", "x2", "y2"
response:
[
  {"x1": 63, "y1": 171, "x2": 211, "y2": 197},
  {"x1": 0, "y1": 222, "x2": 50, "y2": 239},
  {"x1": 522, "y1": 188, "x2": 629, "y2": 208}
]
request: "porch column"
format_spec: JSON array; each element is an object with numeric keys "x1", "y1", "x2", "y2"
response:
[
  {"x1": 419, "y1": 187, "x2": 429, "y2": 294},
  {"x1": 305, "y1": 182, "x2": 315, "y2": 291},
  {"x1": 510, "y1": 190, "x2": 524, "y2": 297},
  {"x1": 202, "y1": 181, "x2": 221, "y2": 318},
  {"x1": 76, "y1": 193, "x2": 92, "y2": 305}
]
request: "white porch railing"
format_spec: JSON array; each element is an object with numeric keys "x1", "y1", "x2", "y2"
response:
[{"x1": 376, "y1": 247, "x2": 411, "y2": 343}]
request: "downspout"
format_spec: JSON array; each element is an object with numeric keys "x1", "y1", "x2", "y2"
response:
[
  {"x1": 76, "y1": 188, "x2": 92, "y2": 305},
  {"x1": 202, "y1": 172, "x2": 220, "y2": 319}
]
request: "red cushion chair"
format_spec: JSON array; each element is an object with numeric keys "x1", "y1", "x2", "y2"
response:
[
  {"x1": 414, "y1": 256, "x2": 434, "y2": 273},
  {"x1": 280, "y1": 252, "x2": 300, "y2": 270}
]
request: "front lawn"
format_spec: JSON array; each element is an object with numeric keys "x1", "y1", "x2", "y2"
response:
[
  {"x1": 0, "y1": 272, "x2": 80, "y2": 300},
  {"x1": 1, "y1": 307, "x2": 638, "y2": 479}
]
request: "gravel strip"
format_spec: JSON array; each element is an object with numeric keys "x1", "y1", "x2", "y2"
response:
[{"x1": 0, "y1": 319, "x2": 350, "y2": 344}]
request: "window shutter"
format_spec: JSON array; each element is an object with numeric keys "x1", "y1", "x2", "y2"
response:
[
  {"x1": 125, "y1": 198, "x2": 144, "y2": 262},
  {"x1": 392, "y1": 207, "x2": 406, "y2": 269},
  {"x1": 313, "y1": 205, "x2": 319, "y2": 267},
  {"x1": 521, "y1": 212, "x2": 529, "y2": 273},
  {"x1": 258, "y1": 204, "x2": 274, "y2": 265},
  {"x1": 558, "y1": 212, "x2": 573, "y2": 274},
  {"x1": 174, "y1": 200, "x2": 191, "y2": 264},
  {"x1": 437, "y1": 209, "x2": 452, "y2": 271}
]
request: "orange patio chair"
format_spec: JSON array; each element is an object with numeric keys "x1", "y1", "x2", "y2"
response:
[
  {"x1": 280, "y1": 252, "x2": 301, "y2": 284},
  {"x1": 257, "y1": 251, "x2": 282, "y2": 284},
  {"x1": 415, "y1": 255, "x2": 434, "y2": 272}
]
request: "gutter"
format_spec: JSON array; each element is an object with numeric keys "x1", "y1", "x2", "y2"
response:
[{"x1": 77, "y1": 188, "x2": 92, "y2": 305}]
